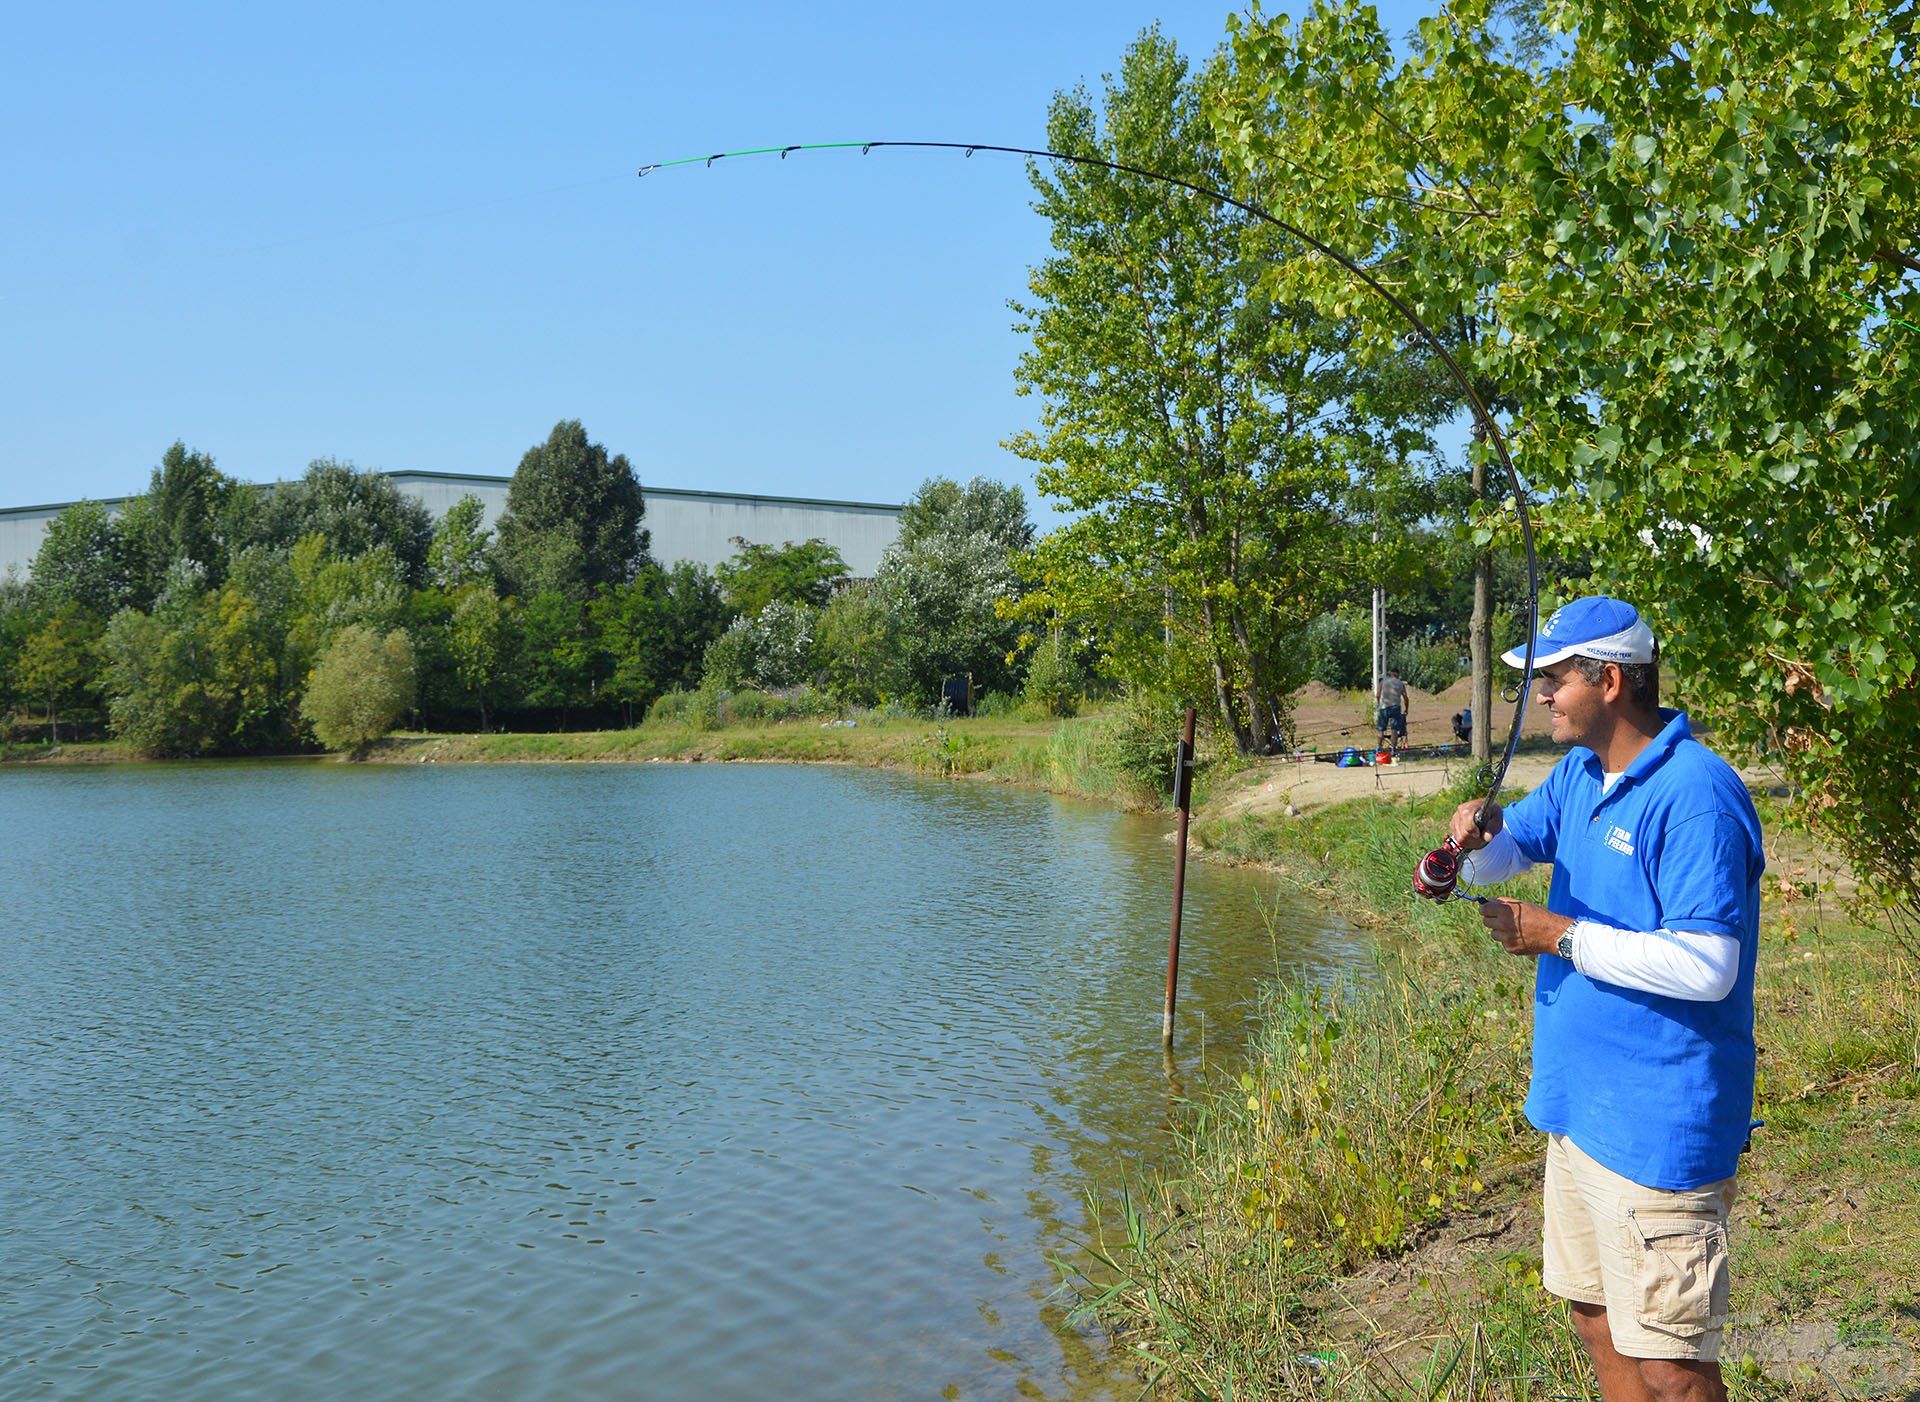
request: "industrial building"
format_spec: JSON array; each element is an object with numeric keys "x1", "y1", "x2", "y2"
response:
[{"x1": 0, "y1": 469, "x2": 904, "y2": 583}]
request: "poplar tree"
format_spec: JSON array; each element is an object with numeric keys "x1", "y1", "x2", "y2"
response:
[
  {"x1": 1009, "y1": 30, "x2": 1372, "y2": 752},
  {"x1": 1216, "y1": 0, "x2": 1920, "y2": 925}
]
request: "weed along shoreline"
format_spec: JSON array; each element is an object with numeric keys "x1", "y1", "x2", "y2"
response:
[
  {"x1": 1079, "y1": 790, "x2": 1920, "y2": 1399},
  {"x1": 8, "y1": 718, "x2": 1916, "y2": 1397},
  {"x1": 2, "y1": 708, "x2": 1184, "y2": 811}
]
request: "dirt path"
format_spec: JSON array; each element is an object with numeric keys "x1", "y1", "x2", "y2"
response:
[
  {"x1": 1205, "y1": 749, "x2": 1565, "y2": 822},
  {"x1": 1216, "y1": 681, "x2": 1784, "y2": 822}
]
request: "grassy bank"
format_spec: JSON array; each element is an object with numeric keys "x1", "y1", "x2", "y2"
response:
[
  {"x1": 1077, "y1": 792, "x2": 1920, "y2": 1399},
  {"x1": 348, "y1": 707, "x2": 1189, "y2": 810},
  {"x1": 3, "y1": 706, "x2": 1177, "y2": 805}
]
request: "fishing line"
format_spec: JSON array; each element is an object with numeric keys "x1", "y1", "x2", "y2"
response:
[{"x1": 637, "y1": 139, "x2": 1540, "y2": 861}]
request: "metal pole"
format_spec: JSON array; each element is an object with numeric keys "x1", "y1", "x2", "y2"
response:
[
  {"x1": 1163, "y1": 706, "x2": 1198, "y2": 1051},
  {"x1": 1372, "y1": 584, "x2": 1384, "y2": 731}
]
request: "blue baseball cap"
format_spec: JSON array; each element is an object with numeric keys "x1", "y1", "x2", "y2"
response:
[{"x1": 1501, "y1": 595, "x2": 1656, "y2": 669}]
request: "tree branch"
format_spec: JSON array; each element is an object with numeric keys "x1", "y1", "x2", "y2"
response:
[{"x1": 1874, "y1": 244, "x2": 1920, "y2": 275}]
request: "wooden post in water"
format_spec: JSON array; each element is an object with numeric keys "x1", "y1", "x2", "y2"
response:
[{"x1": 1162, "y1": 706, "x2": 1198, "y2": 1051}]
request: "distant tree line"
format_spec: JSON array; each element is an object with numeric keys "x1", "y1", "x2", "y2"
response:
[{"x1": 0, "y1": 420, "x2": 1048, "y2": 755}]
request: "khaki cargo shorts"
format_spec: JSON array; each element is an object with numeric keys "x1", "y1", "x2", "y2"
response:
[{"x1": 1542, "y1": 1133, "x2": 1736, "y2": 1361}]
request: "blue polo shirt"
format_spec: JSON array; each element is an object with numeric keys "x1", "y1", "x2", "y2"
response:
[{"x1": 1501, "y1": 709, "x2": 1764, "y2": 1189}]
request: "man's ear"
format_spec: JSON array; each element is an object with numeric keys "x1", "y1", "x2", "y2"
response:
[{"x1": 1603, "y1": 662, "x2": 1627, "y2": 704}]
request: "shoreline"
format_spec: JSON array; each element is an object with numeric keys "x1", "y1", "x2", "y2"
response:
[
  {"x1": 13, "y1": 718, "x2": 1913, "y2": 1393},
  {"x1": 0, "y1": 715, "x2": 1170, "y2": 813},
  {"x1": 1082, "y1": 790, "x2": 1919, "y2": 1398}
]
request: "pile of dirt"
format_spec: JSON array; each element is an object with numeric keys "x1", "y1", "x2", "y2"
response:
[
  {"x1": 1294, "y1": 680, "x2": 1347, "y2": 704},
  {"x1": 1284, "y1": 678, "x2": 1554, "y2": 754}
]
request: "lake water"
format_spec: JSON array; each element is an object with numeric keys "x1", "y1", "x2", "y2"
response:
[{"x1": 0, "y1": 762, "x2": 1367, "y2": 1399}]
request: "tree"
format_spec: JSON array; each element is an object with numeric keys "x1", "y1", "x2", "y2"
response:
[
  {"x1": 286, "y1": 534, "x2": 410, "y2": 679},
  {"x1": 519, "y1": 590, "x2": 597, "y2": 720},
  {"x1": 259, "y1": 460, "x2": 435, "y2": 584},
  {"x1": 427, "y1": 493, "x2": 495, "y2": 590},
  {"x1": 815, "y1": 583, "x2": 890, "y2": 706},
  {"x1": 101, "y1": 598, "x2": 225, "y2": 757},
  {"x1": 31, "y1": 501, "x2": 135, "y2": 616},
  {"x1": 589, "y1": 563, "x2": 729, "y2": 722},
  {"x1": 1009, "y1": 32, "x2": 1363, "y2": 751},
  {"x1": 714, "y1": 537, "x2": 848, "y2": 616},
  {"x1": 1215, "y1": 1, "x2": 1920, "y2": 923},
  {"x1": 494, "y1": 420, "x2": 649, "y2": 597},
  {"x1": 874, "y1": 513, "x2": 1026, "y2": 703},
  {"x1": 301, "y1": 626, "x2": 416, "y2": 755},
  {"x1": 209, "y1": 579, "x2": 293, "y2": 752},
  {"x1": 19, "y1": 604, "x2": 103, "y2": 743},
  {"x1": 122, "y1": 441, "x2": 238, "y2": 595},
  {"x1": 447, "y1": 586, "x2": 519, "y2": 730},
  {"x1": 0, "y1": 578, "x2": 35, "y2": 732},
  {"x1": 99, "y1": 563, "x2": 295, "y2": 758},
  {"x1": 702, "y1": 600, "x2": 818, "y2": 691},
  {"x1": 898, "y1": 477, "x2": 1033, "y2": 556},
  {"x1": 657, "y1": 562, "x2": 731, "y2": 691}
]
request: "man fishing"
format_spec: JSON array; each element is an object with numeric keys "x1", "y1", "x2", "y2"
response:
[{"x1": 1445, "y1": 596, "x2": 1763, "y2": 1402}]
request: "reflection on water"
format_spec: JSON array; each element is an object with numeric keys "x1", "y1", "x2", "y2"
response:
[{"x1": 0, "y1": 762, "x2": 1366, "y2": 1399}]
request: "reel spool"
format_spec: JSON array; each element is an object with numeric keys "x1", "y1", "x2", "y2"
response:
[{"x1": 1413, "y1": 835, "x2": 1465, "y2": 902}]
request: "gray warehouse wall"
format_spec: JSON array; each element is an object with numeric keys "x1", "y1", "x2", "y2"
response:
[{"x1": 0, "y1": 471, "x2": 904, "y2": 582}]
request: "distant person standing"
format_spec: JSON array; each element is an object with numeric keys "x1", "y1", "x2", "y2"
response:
[
  {"x1": 1376, "y1": 668, "x2": 1410, "y2": 749},
  {"x1": 1452, "y1": 707, "x2": 1473, "y2": 745}
]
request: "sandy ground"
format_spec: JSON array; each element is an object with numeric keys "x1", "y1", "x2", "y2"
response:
[
  {"x1": 1213, "y1": 679, "x2": 1783, "y2": 820},
  {"x1": 1286, "y1": 676, "x2": 1558, "y2": 756},
  {"x1": 1207, "y1": 748, "x2": 1564, "y2": 821},
  {"x1": 1193, "y1": 677, "x2": 1567, "y2": 818}
]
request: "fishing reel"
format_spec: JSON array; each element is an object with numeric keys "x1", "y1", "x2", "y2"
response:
[
  {"x1": 1413, "y1": 836, "x2": 1465, "y2": 902},
  {"x1": 1413, "y1": 830, "x2": 1488, "y2": 904}
]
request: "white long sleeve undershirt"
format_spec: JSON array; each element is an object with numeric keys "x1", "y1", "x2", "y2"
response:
[{"x1": 1458, "y1": 819, "x2": 1741, "y2": 1002}]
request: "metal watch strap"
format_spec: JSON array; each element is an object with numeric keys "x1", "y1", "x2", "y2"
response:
[{"x1": 1556, "y1": 927, "x2": 1576, "y2": 962}]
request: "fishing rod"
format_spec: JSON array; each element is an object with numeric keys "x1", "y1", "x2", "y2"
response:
[{"x1": 638, "y1": 139, "x2": 1538, "y2": 901}]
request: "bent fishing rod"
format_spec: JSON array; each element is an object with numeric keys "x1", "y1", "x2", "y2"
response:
[{"x1": 638, "y1": 140, "x2": 1538, "y2": 900}]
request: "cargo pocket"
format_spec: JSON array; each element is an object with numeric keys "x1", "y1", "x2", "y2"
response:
[{"x1": 1627, "y1": 1208, "x2": 1729, "y2": 1339}]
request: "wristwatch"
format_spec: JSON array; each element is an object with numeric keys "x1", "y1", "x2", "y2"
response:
[{"x1": 1556, "y1": 926, "x2": 1576, "y2": 962}]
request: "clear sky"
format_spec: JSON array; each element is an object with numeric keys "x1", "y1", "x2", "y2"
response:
[{"x1": 0, "y1": 2, "x2": 1437, "y2": 524}]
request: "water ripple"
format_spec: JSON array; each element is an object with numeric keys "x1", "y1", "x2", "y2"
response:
[{"x1": 1, "y1": 761, "x2": 1363, "y2": 1399}]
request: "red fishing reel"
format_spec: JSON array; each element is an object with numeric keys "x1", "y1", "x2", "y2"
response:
[{"x1": 1413, "y1": 836, "x2": 1463, "y2": 901}]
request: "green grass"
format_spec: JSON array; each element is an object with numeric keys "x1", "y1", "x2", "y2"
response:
[
  {"x1": 349, "y1": 707, "x2": 1189, "y2": 810},
  {"x1": 1076, "y1": 790, "x2": 1920, "y2": 1399},
  {"x1": 0, "y1": 737, "x2": 134, "y2": 763}
]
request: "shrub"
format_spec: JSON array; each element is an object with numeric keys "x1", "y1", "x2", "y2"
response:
[
  {"x1": 646, "y1": 683, "x2": 724, "y2": 729},
  {"x1": 648, "y1": 683, "x2": 838, "y2": 728},
  {"x1": 700, "y1": 600, "x2": 819, "y2": 691},
  {"x1": 971, "y1": 690, "x2": 1028, "y2": 719},
  {"x1": 1021, "y1": 631, "x2": 1086, "y2": 717},
  {"x1": 1304, "y1": 611, "x2": 1369, "y2": 690},
  {"x1": 700, "y1": 623, "x2": 755, "y2": 690},
  {"x1": 1097, "y1": 687, "x2": 1187, "y2": 804},
  {"x1": 302, "y1": 625, "x2": 416, "y2": 755},
  {"x1": 1387, "y1": 635, "x2": 1468, "y2": 693},
  {"x1": 646, "y1": 688, "x2": 693, "y2": 724}
]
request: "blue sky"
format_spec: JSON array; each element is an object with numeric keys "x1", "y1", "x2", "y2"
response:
[{"x1": 0, "y1": 2, "x2": 1437, "y2": 523}]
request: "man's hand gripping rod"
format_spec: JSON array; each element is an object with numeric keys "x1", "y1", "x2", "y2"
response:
[{"x1": 1412, "y1": 672, "x2": 1533, "y2": 904}]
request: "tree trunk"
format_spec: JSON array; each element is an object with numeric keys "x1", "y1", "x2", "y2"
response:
[
  {"x1": 1196, "y1": 596, "x2": 1248, "y2": 752},
  {"x1": 1230, "y1": 609, "x2": 1270, "y2": 754}
]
